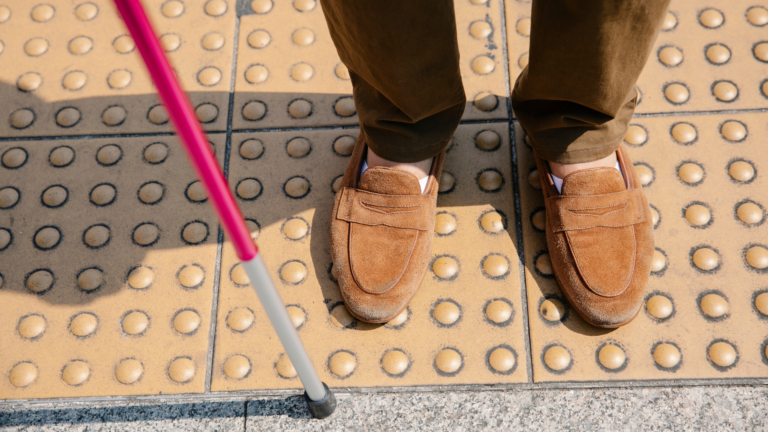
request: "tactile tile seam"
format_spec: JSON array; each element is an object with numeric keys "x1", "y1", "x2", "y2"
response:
[
  {"x1": 0, "y1": 136, "x2": 224, "y2": 399},
  {"x1": 231, "y1": 0, "x2": 508, "y2": 131},
  {"x1": 516, "y1": 114, "x2": 768, "y2": 383},
  {"x1": 0, "y1": 0, "x2": 235, "y2": 137},
  {"x1": 210, "y1": 123, "x2": 527, "y2": 391},
  {"x1": 504, "y1": 0, "x2": 768, "y2": 114}
]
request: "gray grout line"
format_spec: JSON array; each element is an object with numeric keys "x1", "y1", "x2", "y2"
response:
[{"x1": 632, "y1": 107, "x2": 768, "y2": 117}]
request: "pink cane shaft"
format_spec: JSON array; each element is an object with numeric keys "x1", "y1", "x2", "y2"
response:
[{"x1": 113, "y1": 0, "x2": 258, "y2": 261}]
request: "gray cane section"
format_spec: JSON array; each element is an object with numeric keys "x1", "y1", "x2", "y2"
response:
[{"x1": 242, "y1": 255, "x2": 327, "y2": 401}]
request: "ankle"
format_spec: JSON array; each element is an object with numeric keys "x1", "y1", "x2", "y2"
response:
[
  {"x1": 548, "y1": 152, "x2": 618, "y2": 179},
  {"x1": 366, "y1": 150, "x2": 433, "y2": 180}
]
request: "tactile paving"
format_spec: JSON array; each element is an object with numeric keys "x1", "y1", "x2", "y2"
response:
[
  {"x1": 210, "y1": 122, "x2": 528, "y2": 391},
  {"x1": 0, "y1": 0, "x2": 235, "y2": 137},
  {"x1": 231, "y1": 0, "x2": 508, "y2": 131},
  {"x1": 0, "y1": 136, "x2": 223, "y2": 398},
  {"x1": 505, "y1": 0, "x2": 768, "y2": 114},
  {"x1": 516, "y1": 112, "x2": 768, "y2": 382}
]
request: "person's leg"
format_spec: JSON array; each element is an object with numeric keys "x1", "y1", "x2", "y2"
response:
[
  {"x1": 319, "y1": 0, "x2": 466, "y2": 169},
  {"x1": 512, "y1": 0, "x2": 671, "y2": 166}
]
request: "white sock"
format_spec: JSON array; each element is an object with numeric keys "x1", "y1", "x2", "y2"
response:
[
  {"x1": 360, "y1": 160, "x2": 429, "y2": 193},
  {"x1": 550, "y1": 161, "x2": 622, "y2": 194}
]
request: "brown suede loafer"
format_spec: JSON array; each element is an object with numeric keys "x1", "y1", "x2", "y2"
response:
[
  {"x1": 535, "y1": 145, "x2": 654, "y2": 328},
  {"x1": 330, "y1": 135, "x2": 443, "y2": 323}
]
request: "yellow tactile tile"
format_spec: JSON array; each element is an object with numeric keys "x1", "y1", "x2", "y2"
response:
[
  {"x1": 516, "y1": 112, "x2": 768, "y2": 382},
  {"x1": 231, "y1": 0, "x2": 508, "y2": 131},
  {"x1": 0, "y1": 0, "x2": 235, "y2": 137},
  {"x1": 0, "y1": 136, "x2": 224, "y2": 399},
  {"x1": 210, "y1": 122, "x2": 527, "y2": 391},
  {"x1": 505, "y1": 0, "x2": 768, "y2": 114}
]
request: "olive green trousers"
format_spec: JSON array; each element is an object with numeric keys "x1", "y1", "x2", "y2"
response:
[{"x1": 320, "y1": 0, "x2": 670, "y2": 164}]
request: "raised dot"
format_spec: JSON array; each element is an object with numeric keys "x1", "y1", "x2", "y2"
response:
[
  {"x1": 31, "y1": 4, "x2": 54, "y2": 22},
  {"x1": 286, "y1": 138, "x2": 310, "y2": 158},
  {"x1": 471, "y1": 56, "x2": 495, "y2": 75},
  {"x1": 18, "y1": 315, "x2": 46, "y2": 339},
  {"x1": 227, "y1": 307, "x2": 254, "y2": 331},
  {"x1": 331, "y1": 176, "x2": 342, "y2": 193},
  {"x1": 90, "y1": 184, "x2": 116, "y2": 205},
  {"x1": 382, "y1": 350, "x2": 409, "y2": 375},
  {"x1": 746, "y1": 246, "x2": 768, "y2": 270},
  {"x1": 248, "y1": 220, "x2": 260, "y2": 239},
  {"x1": 237, "y1": 140, "x2": 263, "y2": 160},
  {"x1": 481, "y1": 211, "x2": 505, "y2": 233},
  {"x1": 439, "y1": 172, "x2": 455, "y2": 193},
  {"x1": 247, "y1": 30, "x2": 270, "y2": 48},
  {"x1": 84, "y1": 225, "x2": 110, "y2": 248},
  {"x1": 128, "y1": 266, "x2": 153, "y2": 289},
  {"x1": 174, "y1": 310, "x2": 201, "y2": 334},
  {"x1": 478, "y1": 170, "x2": 502, "y2": 191},
  {"x1": 183, "y1": 222, "x2": 208, "y2": 244},
  {"x1": 289, "y1": 99, "x2": 312, "y2": 118},
  {"x1": 245, "y1": 65, "x2": 268, "y2": 84},
  {"x1": 709, "y1": 341, "x2": 736, "y2": 367},
  {"x1": 685, "y1": 204, "x2": 710, "y2": 226},
  {"x1": 469, "y1": 21, "x2": 492, "y2": 39},
  {"x1": 107, "y1": 70, "x2": 131, "y2": 89},
  {"x1": 433, "y1": 301, "x2": 460, "y2": 325},
  {"x1": 678, "y1": 163, "x2": 703, "y2": 184},
  {"x1": 224, "y1": 355, "x2": 250, "y2": 379},
  {"x1": 242, "y1": 101, "x2": 266, "y2": 120},
  {"x1": 335, "y1": 64, "x2": 350, "y2": 80},
  {"x1": 528, "y1": 169, "x2": 541, "y2": 189},
  {"x1": 386, "y1": 309, "x2": 408, "y2": 327},
  {"x1": 102, "y1": 106, "x2": 126, "y2": 126},
  {"x1": 69, "y1": 36, "x2": 92, "y2": 55},
  {"x1": 658, "y1": 46, "x2": 682, "y2": 66},
  {"x1": 276, "y1": 354, "x2": 296, "y2": 378},
  {"x1": 35, "y1": 227, "x2": 60, "y2": 250},
  {"x1": 755, "y1": 293, "x2": 768, "y2": 315},
  {"x1": 754, "y1": 43, "x2": 768, "y2": 62},
  {"x1": 160, "y1": 33, "x2": 180, "y2": 51},
  {"x1": 489, "y1": 347, "x2": 516, "y2": 373},
  {"x1": 133, "y1": 223, "x2": 158, "y2": 245},
  {"x1": 25, "y1": 38, "x2": 48, "y2": 56},
  {"x1": 9, "y1": 363, "x2": 37, "y2": 388},
  {"x1": 280, "y1": 261, "x2": 307, "y2": 284},
  {"x1": 147, "y1": 105, "x2": 168, "y2": 124},
  {"x1": 692, "y1": 247, "x2": 719, "y2": 271},
  {"x1": 237, "y1": 179, "x2": 262, "y2": 200},
  {"x1": 205, "y1": 0, "x2": 227, "y2": 16},
  {"x1": 737, "y1": 202, "x2": 763, "y2": 225},
  {"x1": 713, "y1": 81, "x2": 738, "y2": 102},
  {"x1": 432, "y1": 256, "x2": 458, "y2": 279},
  {"x1": 435, "y1": 349, "x2": 462, "y2": 374},
  {"x1": 293, "y1": 0, "x2": 316, "y2": 12},
  {"x1": 646, "y1": 295, "x2": 673, "y2": 319},
  {"x1": 10, "y1": 109, "x2": 35, "y2": 129},
  {"x1": 671, "y1": 123, "x2": 696, "y2": 144},
  {"x1": 292, "y1": 28, "x2": 314, "y2": 46},
  {"x1": 186, "y1": 181, "x2": 207, "y2": 202},
  {"x1": 518, "y1": 53, "x2": 529, "y2": 69},
  {"x1": 48, "y1": 147, "x2": 73, "y2": 168},
  {"x1": 435, "y1": 213, "x2": 456, "y2": 235},
  {"x1": 115, "y1": 359, "x2": 143, "y2": 384},
  {"x1": 290, "y1": 63, "x2": 314, "y2": 82},
  {"x1": 335, "y1": 98, "x2": 356, "y2": 117},
  {"x1": 473, "y1": 92, "x2": 497, "y2": 111},
  {"x1": 470, "y1": 0, "x2": 488, "y2": 4},
  {"x1": 230, "y1": 263, "x2": 249, "y2": 286},
  {"x1": 63, "y1": 71, "x2": 87, "y2": 91},
  {"x1": 699, "y1": 9, "x2": 724, "y2": 28},
  {"x1": 161, "y1": 0, "x2": 184, "y2": 17},
  {"x1": 198, "y1": 67, "x2": 222, "y2": 86},
  {"x1": 70, "y1": 313, "x2": 98, "y2": 337},
  {"x1": 706, "y1": 44, "x2": 730, "y2": 64},
  {"x1": 475, "y1": 130, "x2": 500, "y2": 150},
  {"x1": 664, "y1": 83, "x2": 689, "y2": 104},
  {"x1": 282, "y1": 218, "x2": 309, "y2": 240},
  {"x1": 17, "y1": 73, "x2": 41, "y2": 92},
  {"x1": 634, "y1": 164, "x2": 653, "y2": 186},
  {"x1": 113, "y1": 35, "x2": 135, "y2": 53},
  {"x1": 483, "y1": 255, "x2": 508, "y2": 278},
  {"x1": 543, "y1": 346, "x2": 570, "y2": 371},
  {"x1": 485, "y1": 300, "x2": 512, "y2": 324},
  {"x1": 62, "y1": 361, "x2": 89, "y2": 386},
  {"x1": 747, "y1": 6, "x2": 768, "y2": 26},
  {"x1": 0, "y1": 229, "x2": 10, "y2": 250},
  {"x1": 333, "y1": 136, "x2": 355, "y2": 156},
  {"x1": 624, "y1": 125, "x2": 647, "y2": 145},
  {"x1": 138, "y1": 182, "x2": 163, "y2": 204},
  {"x1": 721, "y1": 121, "x2": 746, "y2": 141},
  {"x1": 195, "y1": 103, "x2": 218, "y2": 123},
  {"x1": 121, "y1": 311, "x2": 148, "y2": 336},
  {"x1": 178, "y1": 265, "x2": 204, "y2": 288},
  {"x1": 329, "y1": 304, "x2": 355, "y2": 328},
  {"x1": 539, "y1": 298, "x2": 565, "y2": 322},
  {"x1": 2, "y1": 148, "x2": 27, "y2": 168},
  {"x1": 0, "y1": 187, "x2": 19, "y2": 209},
  {"x1": 56, "y1": 107, "x2": 81, "y2": 128},
  {"x1": 329, "y1": 351, "x2": 356, "y2": 377},
  {"x1": 598, "y1": 345, "x2": 626, "y2": 370},
  {"x1": 168, "y1": 358, "x2": 195, "y2": 383},
  {"x1": 286, "y1": 306, "x2": 305, "y2": 328},
  {"x1": 285, "y1": 177, "x2": 309, "y2": 198},
  {"x1": 0, "y1": 6, "x2": 8, "y2": 23},
  {"x1": 661, "y1": 12, "x2": 677, "y2": 30},
  {"x1": 75, "y1": 3, "x2": 98, "y2": 21},
  {"x1": 535, "y1": 253, "x2": 553, "y2": 276},
  {"x1": 516, "y1": 18, "x2": 531, "y2": 36},
  {"x1": 78, "y1": 268, "x2": 103, "y2": 291},
  {"x1": 729, "y1": 161, "x2": 754, "y2": 182},
  {"x1": 700, "y1": 293, "x2": 729, "y2": 318},
  {"x1": 531, "y1": 209, "x2": 546, "y2": 231}
]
